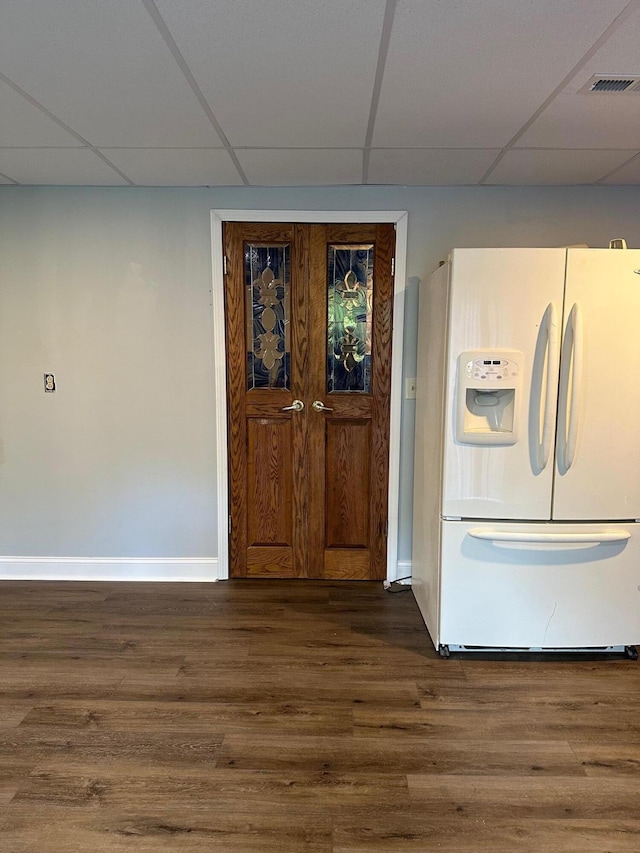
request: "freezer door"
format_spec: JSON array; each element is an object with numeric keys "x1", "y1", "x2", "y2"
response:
[
  {"x1": 440, "y1": 520, "x2": 640, "y2": 648},
  {"x1": 442, "y1": 249, "x2": 566, "y2": 520},
  {"x1": 553, "y1": 249, "x2": 640, "y2": 520}
]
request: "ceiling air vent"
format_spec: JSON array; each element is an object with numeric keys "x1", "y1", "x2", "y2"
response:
[{"x1": 580, "y1": 75, "x2": 640, "y2": 94}]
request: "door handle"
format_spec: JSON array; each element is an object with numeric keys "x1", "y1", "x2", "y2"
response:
[
  {"x1": 538, "y1": 302, "x2": 559, "y2": 471},
  {"x1": 563, "y1": 303, "x2": 584, "y2": 471},
  {"x1": 312, "y1": 400, "x2": 334, "y2": 412},
  {"x1": 282, "y1": 399, "x2": 304, "y2": 412}
]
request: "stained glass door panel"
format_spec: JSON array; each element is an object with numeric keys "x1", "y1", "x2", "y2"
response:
[
  {"x1": 246, "y1": 243, "x2": 290, "y2": 390},
  {"x1": 327, "y1": 244, "x2": 373, "y2": 393}
]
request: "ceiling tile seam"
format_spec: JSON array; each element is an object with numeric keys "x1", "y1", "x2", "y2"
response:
[
  {"x1": 141, "y1": 0, "x2": 249, "y2": 186},
  {"x1": 0, "y1": 70, "x2": 135, "y2": 185},
  {"x1": 595, "y1": 150, "x2": 640, "y2": 183},
  {"x1": 478, "y1": 0, "x2": 640, "y2": 185},
  {"x1": 362, "y1": 0, "x2": 398, "y2": 183}
]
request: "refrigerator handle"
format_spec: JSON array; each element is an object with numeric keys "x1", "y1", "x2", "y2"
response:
[
  {"x1": 563, "y1": 303, "x2": 584, "y2": 471},
  {"x1": 538, "y1": 303, "x2": 559, "y2": 470},
  {"x1": 469, "y1": 528, "x2": 630, "y2": 544}
]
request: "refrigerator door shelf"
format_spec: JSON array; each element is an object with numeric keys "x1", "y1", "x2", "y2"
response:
[{"x1": 439, "y1": 521, "x2": 640, "y2": 649}]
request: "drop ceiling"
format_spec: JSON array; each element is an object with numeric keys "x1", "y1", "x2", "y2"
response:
[{"x1": 1, "y1": 0, "x2": 640, "y2": 187}]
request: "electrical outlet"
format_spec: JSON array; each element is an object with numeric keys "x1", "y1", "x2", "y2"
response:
[
  {"x1": 405, "y1": 378, "x2": 416, "y2": 399},
  {"x1": 44, "y1": 373, "x2": 56, "y2": 392}
]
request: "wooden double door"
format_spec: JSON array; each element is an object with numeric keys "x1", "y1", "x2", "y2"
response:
[{"x1": 224, "y1": 222, "x2": 395, "y2": 580}]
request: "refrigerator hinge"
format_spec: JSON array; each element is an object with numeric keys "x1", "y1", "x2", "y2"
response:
[{"x1": 223, "y1": 254, "x2": 228, "y2": 275}]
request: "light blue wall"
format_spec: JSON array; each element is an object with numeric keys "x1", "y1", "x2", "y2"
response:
[{"x1": 1, "y1": 185, "x2": 639, "y2": 565}]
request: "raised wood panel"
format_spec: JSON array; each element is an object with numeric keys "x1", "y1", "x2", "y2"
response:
[
  {"x1": 246, "y1": 547, "x2": 294, "y2": 577},
  {"x1": 247, "y1": 418, "x2": 293, "y2": 547},
  {"x1": 324, "y1": 549, "x2": 371, "y2": 579},
  {"x1": 325, "y1": 420, "x2": 370, "y2": 547}
]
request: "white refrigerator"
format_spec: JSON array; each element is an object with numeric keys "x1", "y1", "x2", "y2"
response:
[{"x1": 412, "y1": 248, "x2": 640, "y2": 654}]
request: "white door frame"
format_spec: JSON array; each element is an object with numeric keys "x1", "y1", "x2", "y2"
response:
[{"x1": 210, "y1": 209, "x2": 408, "y2": 581}]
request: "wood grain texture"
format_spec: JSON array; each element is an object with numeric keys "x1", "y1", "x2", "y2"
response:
[
  {"x1": 325, "y1": 421, "x2": 370, "y2": 547},
  {"x1": 226, "y1": 222, "x2": 394, "y2": 580},
  {"x1": 324, "y1": 550, "x2": 371, "y2": 579},
  {"x1": 247, "y1": 418, "x2": 293, "y2": 546},
  {"x1": 307, "y1": 224, "x2": 330, "y2": 578},
  {"x1": 224, "y1": 222, "x2": 299, "y2": 578},
  {"x1": 3, "y1": 579, "x2": 638, "y2": 852},
  {"x1": 368, "y1": 222, "x2": 395, "y2": 579}
]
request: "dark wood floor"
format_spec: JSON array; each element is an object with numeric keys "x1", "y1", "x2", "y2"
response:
[{"x1": 0, "y1": 580, "x2": 639, "y2": 851}]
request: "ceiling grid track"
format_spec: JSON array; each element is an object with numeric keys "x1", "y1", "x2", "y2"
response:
[
  {"x1": 362, "y1": 0, "x2": 398, "y2": 184},
  {"x1": 478, "y1": 0, "x2": 640, "y2": 185},
  {"x1": 0, "y1": 69, "x2": 135, "y2": 185},
  {"x1": 0, "y1": 170, "x2": 19, "y2": 185},
  {"x1": 141, "y1": 0, "x2": 250, "y2": 186}
]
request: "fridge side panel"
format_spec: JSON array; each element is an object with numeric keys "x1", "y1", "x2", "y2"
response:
[
  {"x1": 440, "y1": 520, "x2": 640, "y2": 648},
  {"x1": 442, "y1": 248, "x2": 566, "y2": 520},
  {"x1": 412, "y1": 260, "x2": 450, "y2": 646},
  {"x1": 553, "y1": 248, "x2": 640, "y2": 521}
]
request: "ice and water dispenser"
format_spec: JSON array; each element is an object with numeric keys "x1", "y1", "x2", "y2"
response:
[{"x1": 456, "y1": 350, "x2": 523, "y2": 445}]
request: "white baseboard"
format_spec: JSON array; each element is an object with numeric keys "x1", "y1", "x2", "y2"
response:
[
  {"x1": 0, "y1": 557, "x2": 219, "y2": 582},
  {"x1": 388, "y1": 560, "x2": 412, "y2": 584},
  {"x1": 0, "y1": 556, "x2": 409, "y2": 585}
]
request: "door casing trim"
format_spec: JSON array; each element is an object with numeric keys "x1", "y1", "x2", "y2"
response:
[{"x1": 210, "y1": 209, "x2": 408, "y2": 581}]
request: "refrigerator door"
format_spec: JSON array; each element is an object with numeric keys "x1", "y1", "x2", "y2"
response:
[
  {"x1": 439, "y1": 520, "x2": 640, "y2": 648},
  {"x1": 553, "y1": 249, "x2": 640, "y2": 520},
  {"x1": 442, "y1": 249, "x2": 566, "y2": 520}
]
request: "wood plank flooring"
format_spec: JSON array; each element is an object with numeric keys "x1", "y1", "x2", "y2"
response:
[{"x1": 0, "y1": 579, "x2": 639, "y2": 851}]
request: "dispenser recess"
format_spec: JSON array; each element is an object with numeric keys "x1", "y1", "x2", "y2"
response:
[{"x1": 455, "y1": 350, "x2": 523, "y2": 445}]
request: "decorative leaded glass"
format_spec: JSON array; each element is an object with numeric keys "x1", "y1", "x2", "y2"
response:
[
  {"x1": 246, "y1": 244, "x2": 290, "y2": 390},
  {"x1": 327, "y1": 244, "x2": 374, "y2": 393}
]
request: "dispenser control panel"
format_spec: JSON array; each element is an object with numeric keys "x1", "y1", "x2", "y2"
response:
[{"x1": 465, "y1": 356, "x2": 520, "y2": 382}]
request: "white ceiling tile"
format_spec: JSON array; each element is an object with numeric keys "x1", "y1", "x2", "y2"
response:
[
  {"x1": 236, "y1": 149, "x2": 363, "y2": 186},
  {"x1": 485, "y1": 149, "x2": 635, "y2": 185},
  {"x1": 0, "y1": 81, "x2": 82, "y2": 147},
  {"x1": 516, "y1": 93, "x2": 640, "y2": 149},
  {"x1": 0, "y1": 149, "x2": 129, "y2": 185},
  {"x1": 373, "y1": 0, "x2": 630, "y2": 147},
  {"x1": 368, "y1": 148, "x2": 500, "y2": 185},
  {"x1": 154, "y1": 0, "x2": 386, "y2": 147},
  {"x1": 0, "y1": 0, "x2": 221, "y2": 146},
  {"x1": 600, "y1": 155, "x2": 640, "y2": 184},
  {"x1": 518, "y1": 8, "x2": 640, "y2": 148},
  {"x1": 100, "y1": 148, "x2": 244, "y2": 186}
]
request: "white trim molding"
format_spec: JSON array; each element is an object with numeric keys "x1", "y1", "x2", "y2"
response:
[
  {"x1": 390, "y1": 560, "x2": 412, "y2": 584},
  {"x1": 210, "y1": 208, "x2": 408, "y2": 582},
  {"x1": 0, "y1": 557, "x2": 218, "y2": 582}
]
